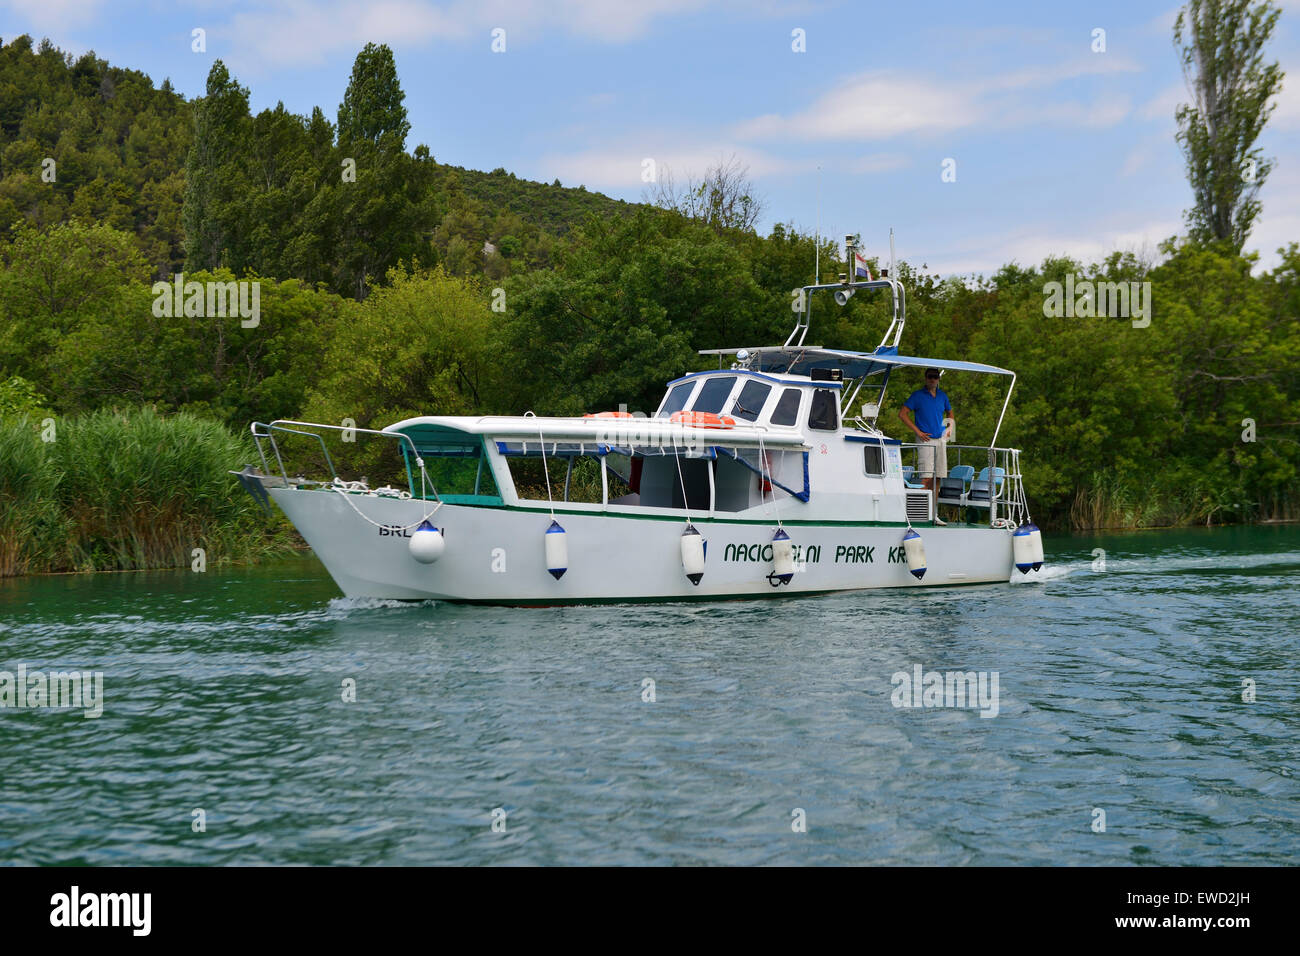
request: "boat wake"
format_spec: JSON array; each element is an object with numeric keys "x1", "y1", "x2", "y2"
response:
[
  {"x1": 1008, "y1": 564, "x2": 1073, "y2": 584},
  {"x1": 324, "y1": 597, "x2": 438, "y2": 615}
]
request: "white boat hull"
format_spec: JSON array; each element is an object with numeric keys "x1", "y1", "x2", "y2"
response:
[{"x1": 271, "y1": 487, "x2": 1017, "y2": 604}]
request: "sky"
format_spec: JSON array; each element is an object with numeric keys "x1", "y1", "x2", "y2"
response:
[{"x1": 4, "y1": 0, "x2": 1299, "y2": 276}]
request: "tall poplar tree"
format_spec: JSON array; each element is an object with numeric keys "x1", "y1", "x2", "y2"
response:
[
  {"x1": 332, "y1": 43, "x2": 427, "y2": 299},
  {"x1": 1174, "y1": 0, "x2": 1284, "y2": 250},
  {"x1": 182, "y1": 60, "x2": 250, "y2": 270}
]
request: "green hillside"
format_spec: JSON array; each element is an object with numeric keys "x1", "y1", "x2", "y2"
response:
[{"x1": 0, "y1": 34, "x2": 635, "y2": 288}]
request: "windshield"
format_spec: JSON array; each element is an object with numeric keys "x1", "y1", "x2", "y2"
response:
[
  {"x1": 690, "y1": 377, "x2": 736, "y2": 414},
  {"x1": 657, "y1": 382, "x2": 694, "y2": 417},
  {"x1": 729, "y1": 380, "x2": 771, "y2": 422}
]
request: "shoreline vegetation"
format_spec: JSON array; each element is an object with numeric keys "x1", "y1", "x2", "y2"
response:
[
  {"x1": 0, "y1": 30, "x2": 1297, "y2": 576},
  {"x1": 0, "y1": 408, "x2": 299, "y2": 577}
]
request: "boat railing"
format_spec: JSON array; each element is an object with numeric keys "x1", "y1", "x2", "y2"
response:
[
  {"x1": 249, "y1": 420, "x2": 436, "y2": 500},
  {"x1": 898, "y1": 442, "x2": 1033, "y2": 527}
]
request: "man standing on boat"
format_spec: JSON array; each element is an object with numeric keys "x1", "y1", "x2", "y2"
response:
[{"x1": 900, "y1": 368, "x2": 953, "y2": 524}]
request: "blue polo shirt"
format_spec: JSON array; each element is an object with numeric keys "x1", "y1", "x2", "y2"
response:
[{"x1": 904, "y1": 387, "x2": 951, "y2": 438}]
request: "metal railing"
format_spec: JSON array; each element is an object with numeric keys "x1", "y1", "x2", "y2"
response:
[
  {"x1": 899, "y1": 442, "x2": 1033, "y2": 527},
  {"x1": 249, "y1": 420, "x2": 437, "y2": 501}
]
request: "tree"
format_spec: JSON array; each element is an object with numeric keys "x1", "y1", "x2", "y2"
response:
[
  {"x1": 1174, "y1": 0, "x2": 1283, "y2": 250},
  {"x1": 327, "y1": 44, "x2": 431, "y2": 298},
  {"x1": 0, "y1": 220, "x2": 149, "y2": 383},
  {"x1": 183, "y1": 60, "x2": 250, "y2": 270},
  {"x1": 300, "y1": 265, "x2": 500, "y2": 479},
  {"x1": 336, "y1": 42, "x2": 410, "y2": 152},
  {"x1": 647, "y1": 154, "x2": 765, "y2": 233},
  {"x1": 499, "y1": 208, "x2": 773, "y2": 415}
]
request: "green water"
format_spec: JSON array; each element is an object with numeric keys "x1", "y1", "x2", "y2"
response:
[{"x1": 1, "y1": 525, "x2": 1296, "y2": 864}]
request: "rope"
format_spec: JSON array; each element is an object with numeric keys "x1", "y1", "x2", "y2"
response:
[
  {"x1": 330, "y1": 444, "x2": 440, "y2": 531},
  {"x1": 756, "y1": 432, "x2": 782, "y2": 530},
  {"x1": 532, "y1": 413, "x2": 556, "y2": 519},
  {"x1": 671, "y1": 432, "x2": 692, "y2": 524}
]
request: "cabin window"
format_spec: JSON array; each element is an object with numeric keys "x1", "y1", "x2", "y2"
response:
[
  {"x1": 499, "y1": 446, "x2": 604, "y2": 504},
  {"x1": 658, "y1": 382, "x2": 694, "y2": 417},
  {"x1": 862, "y1": 444, "x2": 884, "y2": 476},
  {"x1": 730, "y1": 380, "x2": 771, "y2": 422},
  {"x1": 404, "y1": 439, "x2": 500, "y2": 502},
  {"x1": 691, "y1": 376, "x2": 737, "y2": 414},
  {"x1": 770, "y1": 388, "x2": 802, "y2": 426},
  {"x1": 808, "y1": 388, "x2": 839, "y2": 431}
]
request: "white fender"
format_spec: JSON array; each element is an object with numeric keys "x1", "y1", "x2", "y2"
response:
[
  {"x1": 680, "y1": 524, "x2": 706, "y2": 585},
  {"x1": 772, "y1": 528, "x2": 794, "y2": 585},
  {"x1": 902, "y1": 528, "x2": 926, "y2": 580},
  {"x1": 409, "y1": 520, "x2": 445, "y2": 564},
  {"x1": 545, "y1": 519, "x2": 568, "y2": 580},
  {"x1": 1026, "y1": 523, "x2": 1044, "y2": 570},
  {"x1": 1012, "y1": 524, "x2": 1034, "y2": 575}
]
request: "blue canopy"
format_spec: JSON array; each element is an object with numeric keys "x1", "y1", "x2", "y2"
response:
[{"x1": 731, "y1": 346, "x2": 1014, "y2": 379}]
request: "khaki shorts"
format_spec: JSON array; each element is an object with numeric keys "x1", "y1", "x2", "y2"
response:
[{"x1": 916, "y1": 438, "x2": 948, "y2": 481}]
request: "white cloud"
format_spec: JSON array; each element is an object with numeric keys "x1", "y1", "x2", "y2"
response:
[
  {"x1": 732, "y1": 59, "x2": 1139, "y2": 143},
  {"x1": 0, "y1": 0, "x2": 103, "y2": 32},
  {"x1": 223, "y1": 0, "x2": 461, "y2": 69},
  {"x1": 997, "y1": 94, "x2": 1132, "y2": 129},
  {"x1": 1142, "y1": 6, "x2": 1183, "y2": 38},
  {"x1": 733, "y1": 74, "x2": 981, "y2": 142},
  {"x1": 536, "y1": 142, "x2": 805, "y2": 192},
  {"x1": 1140, "y1": 83, "x2": 1185, "y2": 123},
  {"x1": 925, "y1": 217, "x2": 1181, "y2": 277},
  {"x1": 982, "y1": 55, "x2": 1142, "y2": 92},
  {"x1": 219, "y1": 0, "x2": 717, "y2": 68},
  {"x1": 1246, "y1": 160, "x2": 1300, "y2": 267},
  {"x1": 1121, "y1": 144, "x2": 1152, "y2": 177},
  {"x1": 1271, "y1": 75, "x2": 1300, "y2": 130}
]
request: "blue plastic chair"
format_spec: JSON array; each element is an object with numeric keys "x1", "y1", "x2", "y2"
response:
[
  {"x1": 965, "y1": 466, "x2": 1006, "y2": 507},
  {"x1": 938, "y1": 464, "x2": 975, "y2": 505},
  {"x1": 901, "y1": 465, "x2": 924, "y2": 489}
]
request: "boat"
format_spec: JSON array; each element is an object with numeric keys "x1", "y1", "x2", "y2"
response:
[{"x1": 233, "y1": 236, "x2": 1045, "y2": 604}]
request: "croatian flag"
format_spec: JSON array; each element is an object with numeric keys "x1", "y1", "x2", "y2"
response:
[{"x1": 854, "y1": 249, "x2": 872, "y2": 280}]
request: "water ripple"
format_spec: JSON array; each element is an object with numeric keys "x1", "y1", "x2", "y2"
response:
[{"x1": 1, "y1": 528, "x2": 1298, "y2": 865}]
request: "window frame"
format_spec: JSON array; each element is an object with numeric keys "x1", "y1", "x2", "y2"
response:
[
  {"x1": 769, "y1": 387, "x2": 803, "y2": 427},
  {"x1": 807, "y1": 388, "x2": 839, "y2": 432},
  {"x1": 862, "y1": 443, "x2": 885, "y2": 476},
  {"x1": 729, "y1": 379, "x2": 772, "y2": 423},
  {"x1": 657, "y1": 381, "x2": 698, "y2": 418},
  {"x1": 689, "y1": 376, "x2": 739, "y2": 415}
]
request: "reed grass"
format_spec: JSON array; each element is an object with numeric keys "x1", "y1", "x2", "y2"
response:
[
  {"x1": 1068, "y1": 467, "x2": 1252, "y2": 530},
  {"x1": 0, "y1": 408, "x2": 297, "y2": 576},
  {"x1": 0, "y1": 419, "x2": 67, "y2": 575}
]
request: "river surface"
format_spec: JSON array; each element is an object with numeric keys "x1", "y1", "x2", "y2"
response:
[{"x1": 1, "y1": 525, "x2": 1296, "y2": 865}]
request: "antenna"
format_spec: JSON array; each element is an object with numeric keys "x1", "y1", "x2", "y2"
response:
[
  {"x1": 814, "y1": 165, "x2": 821, "y2": 284},
  {"x1": 889, "y1": 227, "x2": 896, "y2": 280},
  {"x1": 809, "y1": 165, "x2": 820, "y2": 345}
]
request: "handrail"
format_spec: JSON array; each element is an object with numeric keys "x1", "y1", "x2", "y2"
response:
[
  {"x1": 250, "y1": 419, "x2": 438, "y2": 502},
  {"x1": 269, "y1": 424, "x2": 338, "y2": 482},
  {"x1": 789, "y1": 278, "x2": 905, "y2": 349},
  {"x1": 898, "y1": 441, "x2": 1032, "y2": 528}
]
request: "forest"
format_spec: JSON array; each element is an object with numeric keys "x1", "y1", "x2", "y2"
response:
[{"x1": 0, "y1": 26, "x2": 1296, "y2": 575}]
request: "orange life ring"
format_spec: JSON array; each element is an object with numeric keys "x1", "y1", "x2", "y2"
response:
[
  {"x1": 583, "y1": 411, "x2": 634, "y2": 419},
  {"x1": 670, "y1": 411, "x2": 736, "y2": 428}
]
